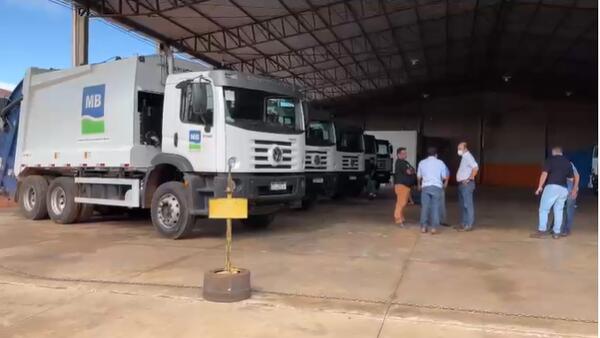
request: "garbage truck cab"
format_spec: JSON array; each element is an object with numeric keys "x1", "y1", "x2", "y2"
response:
[
  {"x1": 303, "y1": 120, "x2": 337, "y2": 207},
  {"x1": 334, "y1": 124, "x2": 365, "y2": 196},
  {"x1": 2, "y1": 56, "x2": 306, "y2": 239},
  {"x1": 374, "y1": 139, "x2": 393, "y2": 186},
  {"x1": 363, "y1": 134, "x2": 377, "y2": 183}
]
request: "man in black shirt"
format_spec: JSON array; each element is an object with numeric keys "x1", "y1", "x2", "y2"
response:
[
  {"x1": 393, "y1": 147, "x2": 416, "y2": 226},
  {"x1": 531, "y1": 146, "x2": 574, "y2": 239}
]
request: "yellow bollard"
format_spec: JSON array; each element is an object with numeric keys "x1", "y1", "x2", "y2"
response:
[{"x1": 203, "y1": 158, "x2": 251, "y2": 302}]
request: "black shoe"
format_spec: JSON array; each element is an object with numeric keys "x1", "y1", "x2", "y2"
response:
[
  {"x1": 560, "y1": 230, "x2": 570, "y2": 237},
  {"x1": 552, "y1": 233, "x2": 560, "y2": 239},
  {"x1": 440, "y1": 222, "x2": 451, "y2": 227},
  {"x1": 530, "y1": 231, "x2": 547, "y2": 239}
]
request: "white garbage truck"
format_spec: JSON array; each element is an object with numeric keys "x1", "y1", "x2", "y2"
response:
[
  {"x1": 303, "y1": 119, "x2": 338, "y2": 207},
  {"x1": 0, "y1": 55, "x2": 306, "y2": 239},
  {"x1": 334, "y1": 124, "x2": 366, "y2": 196}
]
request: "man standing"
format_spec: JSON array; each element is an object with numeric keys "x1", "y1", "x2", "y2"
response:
[
  {"x1": 532, "y1": 146, "x2": 574, "y2": 239},
  {"x1": 417, "y1": 147, "x2": 449, "y2": 234},
  {"x1": 456, "y1": 142, "x2": 479, "y2": 231},
  {"x1": 562, "y1": 162, "x2": 579, "y2": 236},
  {"x1": 393, "y1": 147, "x2": 416, "y2": 226}
]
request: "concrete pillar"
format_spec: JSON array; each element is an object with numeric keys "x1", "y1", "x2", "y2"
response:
[{"x1": 72, "y1": 7, "x2": 89, "y2": 67}]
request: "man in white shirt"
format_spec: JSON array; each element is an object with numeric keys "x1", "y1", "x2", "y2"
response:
[
  {"x1": 456, "y1": 142, "x2": 479, "y2": 231},
  {"x1": 417, "y1": 147, "x2": 449, "y2": 234}
]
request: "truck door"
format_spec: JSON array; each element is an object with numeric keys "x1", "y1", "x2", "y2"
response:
[{"x1": 162, "y1": 81, "x2": 217, "y2": 172}]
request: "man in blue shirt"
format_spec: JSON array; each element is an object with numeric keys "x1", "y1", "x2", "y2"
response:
[
  {"x1": 562, "y1": 162, "x2": 579, "y2": 236},
  {"x1": 532, "y1": 146, "x2": 574, "y2": 239},
  {"x1": 417, "y1": 147, "x2": 449, "y2": 234},
  {"x1": 456, "y1": 142, "x2": 479, "y2": 231}
]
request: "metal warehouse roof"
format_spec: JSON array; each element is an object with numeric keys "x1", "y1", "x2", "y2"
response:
[{"x1": 70, "y1": 0, "x2": 597, "y2": 101}]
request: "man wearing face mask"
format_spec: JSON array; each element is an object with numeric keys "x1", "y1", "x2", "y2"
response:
[{"x1": 456, "y1": 142, "x2": 479, "y2": 231}]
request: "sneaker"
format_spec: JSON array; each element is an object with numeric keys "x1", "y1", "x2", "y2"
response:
[
  {"x1": 463, "y1": 226, "x2": 473, "y2": 232},
  {"x1": 421, "y1": 227, "x2": 427, "y2": 233},
  {"x1": 529, "y1": 231, "x2": 547, "y2": 239},
  {"x1": 552, "y1": 233, "x2": 560, "y2": 239},
  {"x1": 430, "y1": 228, "x2": 438, "y2": 235},
  {"x1": 560, "y1": 231, "x2": 570, "y2": 237},
  {"x1": 397, "y1": 222, "x2": 405, "y2": 228}
]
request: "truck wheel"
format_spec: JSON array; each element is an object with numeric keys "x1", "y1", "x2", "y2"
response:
[
  {"x1": 77, "y1": 204, "x2": 95, "y2": 223},
  {"x1": 76, "y1": 184, "x2": 94, "y2": 222},
  {"x1": 46, "y1": 177, "x2": 81, "y2": 224},
  {"x1": 242, "y1": 214, "x2": 275, "y2": 230},
  {"x1": 151, "y1": 181, "x2": 195, "y2": 239},
  {"x1": 18, "y1": 175, "x2": 49, "y2": 220}
]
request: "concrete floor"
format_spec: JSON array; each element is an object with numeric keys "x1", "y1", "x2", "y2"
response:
[{"x1": 0, "y1": 187, "x2": 597, "y2": 337}]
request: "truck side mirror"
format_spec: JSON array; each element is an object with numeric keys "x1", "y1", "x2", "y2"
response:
[
  {"x1": 191, "y1": 83, "x2": 208, "y2": 117},
  {"x1": 389, "y1": 145, "x2": 393, "y2": 154}
]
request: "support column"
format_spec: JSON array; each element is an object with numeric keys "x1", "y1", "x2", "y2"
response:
[{"x1": 72, "y1": 7, "x2": 89, "y2": 67}]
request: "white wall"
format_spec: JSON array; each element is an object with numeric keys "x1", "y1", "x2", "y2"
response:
[{"x1": 365, "y1": 130, "x2": 418, "y2": 166}]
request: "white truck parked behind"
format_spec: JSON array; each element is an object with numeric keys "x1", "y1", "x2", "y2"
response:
[
  {"x1": 303, "y1": 120, "x2": 338, "y2": 207},
  {"x1": 5, "y1": 55, "x2": 306, "y2": 239},
  {"x1": 334, "y1": 124, "x2": 365, "y2": 196}
]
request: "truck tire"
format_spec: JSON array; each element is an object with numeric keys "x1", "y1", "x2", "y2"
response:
[
  {"x1": 242, "y1": 214, "x2": 275, "y2": 230},
  {"x1": 76, "y1": 184, "x2": 94, "y2": 222},
  {"x1": 18, "y1": 175, "x2": 49, "y2": 220},
  {"x1": 76, "y1": 204, "x2": 95, "y2": 223},
  {"x1": 151, "y1": 181, "x2": 195, "y2": 239},
  {"x1": 46, "y1": 177, "x2": 81, "y2": 224}
]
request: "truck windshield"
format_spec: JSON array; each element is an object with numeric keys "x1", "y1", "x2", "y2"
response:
[
  {"x1": 377, "y1": 143, "x2": 389, "y2": 155},
  {"x1": 223, "y1": 86, "x2": 302, "y2": 133},
  {"x1": 306, "y1": 121, "x2": 335, "y2": 146},
  {"x1": 364, "y1": 136, "x2": 377, "y2": 154},
  {"x1": 337, "y1": 130, "x2": 364, "y2": 152}
]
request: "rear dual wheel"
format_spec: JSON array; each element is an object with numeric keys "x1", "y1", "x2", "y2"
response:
[
  {"x1": 46, "y1": 177, "x2": 81, "y2": 224},
  {"x1": 18, "y1": 176, "x2": 49, "y2": 220}
]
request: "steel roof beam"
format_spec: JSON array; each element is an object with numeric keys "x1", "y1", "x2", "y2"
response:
[
  {"x1": 412, "y1": 0, "x2": 432, "y2": 81},
  {"x1": 175, "y1": 0, "x2": 449, "y2": 55},
  {"x1": 303, "y1": 0, "x2": 379, "y2": 90},
  {"x1": 178, "y1": 0, "x2": 331, "y2": 98},
  {"x1": 379, "y1": 0, "x2": 411, "y2": 82},
  {"x1": 225, "y1": 0, "x2": 348, "y2": 97},
  {"x1": 84, "y1": 0, "x2": 211, "y2": 17},
  {"x1": 276, "y1": 0, "x2": 368, "y2": 93},
  {"x1": 343, "y1": 1, "x2": 395, "y2": 87},
  {"x1": 481, "y1": 0, "x2": 511, "y2": 82},
  {"x1": 513, "y1": 0, "x2": 580, "y2": 79},
  {"x1": 74, "y1": 0, "x2": 330, "y2": 98}
]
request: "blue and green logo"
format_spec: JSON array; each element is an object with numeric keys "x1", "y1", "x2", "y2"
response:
[
  {"x1": 189, "y1": 130, "x2": 201, "y2": 151},
  {"x1": 81, "y1": 84, "x2": 105, "y2": 135}
]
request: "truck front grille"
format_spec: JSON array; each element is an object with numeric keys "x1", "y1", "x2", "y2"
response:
[
  {"x1": 342, "y1": 155, "x2": 359, "y2": 171},
  {"x1": 252, "y1": 140, "x2": 294, "y2": 169},
  {"x1": 305, "y1": 150, "x2": 328, "y2": 170}
]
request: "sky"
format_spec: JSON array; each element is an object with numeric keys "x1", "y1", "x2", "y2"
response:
[{"x1": 0, "y1": 0, "x2": 156, "y2": 91}]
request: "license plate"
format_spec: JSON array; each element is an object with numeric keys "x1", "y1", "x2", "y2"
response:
[
  {"x1": 270, "y1": 182, "x2": 287, "y2": 191},
  {"x1": 349, "y1": 176, "x2": 357, "y2": 181},
  {"x1": 312, "y1": 177, "x2": 324, "y2": 184}
]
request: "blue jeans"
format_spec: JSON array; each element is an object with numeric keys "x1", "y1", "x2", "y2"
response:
[
  {"x1": 538, "y1": 184, "x2": 568, "y2": 234},
  {"x1": 438, "y1": 189, "x2": 446, "y2": 223},
  {"x1": 562, "y1": 196, "x2": 576, "y2": 233},
  {"x1": 458, "y1": 181, "x2": 476, "y2": 228},
  {"x1": 420, "y1": 186, "x2": 442, "y2": 229}
]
